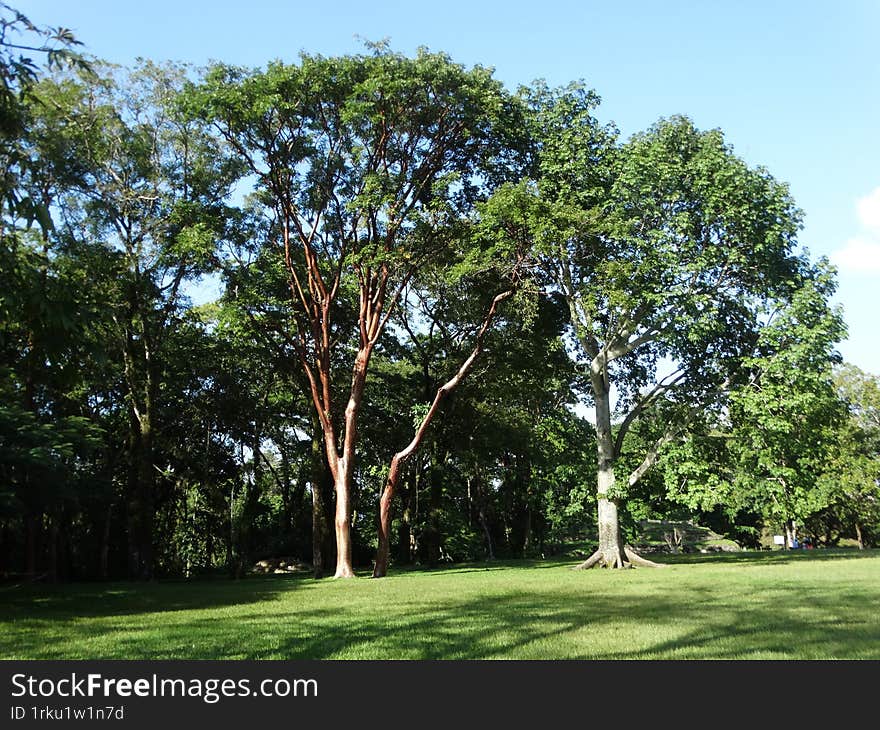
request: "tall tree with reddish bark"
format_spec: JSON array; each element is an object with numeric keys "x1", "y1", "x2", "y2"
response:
[
  {"x1": 372, "y1": 287, "x2": 513, "y2": 577},
  {"x1": 194, "y1": 47, "x2": 518, "y2": 577},
  {"x1": 369, "y1": 177, "x2": 544, "y2": 577}
]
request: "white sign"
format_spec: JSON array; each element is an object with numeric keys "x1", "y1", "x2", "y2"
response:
[{"x1": 773, "y1": 535, "x2": 785, "y2": 545}]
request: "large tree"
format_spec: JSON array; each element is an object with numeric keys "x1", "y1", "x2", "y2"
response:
[
  {"x1": 520, "y1": 83, "x2": 815, "y2": 568},
  {"x1": 27, "y1": 61, "x2": 241, "y2": 578},
  {"x1": 724, "y1": 271, "x2": 845, "y2": 547},
  {"x1": 662, "y1": 271, "x2": 846, "y2": 549},
  {"x1": 817, "y1": 364, "x2": 880, "y2": 548},
  {"x1": 195, "y1": 47, "x2": 518, "y2": 577}
]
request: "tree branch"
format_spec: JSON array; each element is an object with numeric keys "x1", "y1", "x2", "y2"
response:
[
  {"x1": 614, "y1": 369, "x2": 686, "y2": 457},
  {"x1": 393, "y1": 289, "x2": 513, "y2": 465}
]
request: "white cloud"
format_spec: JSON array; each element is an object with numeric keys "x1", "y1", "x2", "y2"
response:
[
  {"x1": 830, "y1": 236, "x2": 880, "y2": 274},
  {"x1": 830, "y1": 188, "x2": 880, "y2": 274},
  {"x1": 857, "y1": 187, "x2": 880, "y2": 232}
]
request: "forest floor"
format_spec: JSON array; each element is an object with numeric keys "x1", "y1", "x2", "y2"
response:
[{"x1": 2, "y1": 549, "x2": 878, "y2": 659}]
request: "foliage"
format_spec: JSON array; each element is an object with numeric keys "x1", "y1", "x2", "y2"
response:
[{"x1": 0, "y1": 11, "x2": 874, "y2": 580}]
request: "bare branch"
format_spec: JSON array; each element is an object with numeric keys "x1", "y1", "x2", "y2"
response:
[
  {"x1": 614, "y1": 368, "x2": 687, "y2": 457},
  {"x1": 392, "y1": 289, "x2": 513, "y2": 465},
  {"x1": 626, "y1": 378, "x2": 730, "y2": 488}
]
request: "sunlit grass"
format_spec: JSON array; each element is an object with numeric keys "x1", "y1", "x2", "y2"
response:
[{"x1": 2, "y1": 550, "x2": 878, "y2": 659}]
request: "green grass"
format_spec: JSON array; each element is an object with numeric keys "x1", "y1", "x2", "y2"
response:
[{"x1": 2, "y1": 550, "x2": 879, "y2": 659}]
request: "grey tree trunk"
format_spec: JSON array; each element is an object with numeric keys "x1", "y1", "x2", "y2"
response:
[
  {"x1": 579, "y1": 371, "x2": 628, "y2": 568},
  {"x1": 574, "y1": 366, "x2": 663, "y2": 570},
  {"x1": 785, "y1": 520, "x2": 798, "y2": 549}
]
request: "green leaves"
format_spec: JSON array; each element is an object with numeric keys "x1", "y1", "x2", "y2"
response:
[{"x1": 196, "y1": 48, "x2": 514, "y2": 285}]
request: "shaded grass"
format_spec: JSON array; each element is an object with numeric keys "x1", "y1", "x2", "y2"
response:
[{"x1": 2, "y1": 550, "x2": 879, "y2": 659}]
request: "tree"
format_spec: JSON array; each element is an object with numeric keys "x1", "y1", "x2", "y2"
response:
[
  {"x1": 1, "y1": 2, "x2": 87, "y2": 225},
  {"x1": 27, "y1": 61, "x2": 242, "y2": 578},
  {"x1": 358, "y1": 273, "x2": 589, "y2": 569},
  {"x1": 664, "y1": 272, "x2": 846, "y2": 549},
  {"x1": 817, "y1": 364, "x2": 880, "y2": 548},
  {"x1": 194, "y1": 47, "x2": 517, "y2": 577},
  {"x1": 372, "y1": 273, "x2": 520, "y2": 576},
  {"x1": 0, "y1": 4, "x2": 102, "y2": 580},
  {"x1": 519, "y1": 85, "x2": 813, "y2": 568},
  {"x1": 834, "y1": 363, "x2": 880, "y2": 436},
  {"x1": 724, "y1": 271, "x2": 846, "y2": 547}
]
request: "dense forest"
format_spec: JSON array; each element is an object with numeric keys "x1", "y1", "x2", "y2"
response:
[{"x1": 2, "y1": 5, "x2": 878, "y2": 582}]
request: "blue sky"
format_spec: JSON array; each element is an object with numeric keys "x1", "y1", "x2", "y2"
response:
[{"x1": 19, "y1": 0, "x2": 880, "y2": 374}]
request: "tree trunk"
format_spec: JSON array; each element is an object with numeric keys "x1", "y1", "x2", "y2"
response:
[
  {"x1": 310, "y1": 422, "x2": 332, "y2": 579},
  {"x1": 785, "y1": 520, "x2": 798, "y2": 549},
  {"x1": 327, "y1": 348, "x2": 372, "y2": 580},
  {"x1": 395, "y1": 469, "x2": 415, "y2": 565},
  {"x1": 137, "y1": 421, "x2": 155, "y2": 579},
  {"x1": 234, "y1": 425, "x2": 262, "y2": 579},
  {"x1": 576, "y1": 373, "x2": 628, "y2": 568},
  {"x1": 398, "y1": 491, "x2": 413, "y2": 565},
  {"x1": 371, "y1": 290, "x2": 513, "y2": 578},
  {"x1": 479, "y1": 500, "x2": 494, "y2": 561},
  {"x1": 279, "y1": 446, "x2": 292, "y2": 540},
  {"x1": 855, "y1": 522, "x2": 864, "y2": 550},
  {"x1": 126, "y1": 429, "x2": 140, "y2": 577},
  {"x1": 47, "y1": 514, "x2": 58, "y2": 583},
  {"x1": 374, "y1": 455, "x2": 404, "y2": 577},
  {"x1": 519, "y1": 454, "x2": 531, "y2": 557},
  {"x1": 408, "y1": 464, "x2": 420, "y2": 562},
  {"x1": 473, "y1": 469, "x2": 494, "y2": 560},
  {"x1": 523, "y1": 505, "x2": 532, "y2": 557},
  {"x1": 126, "y1": 409, "x2": 155, "y2": 580},
  {"x1": 574, "y1": 369, "x2": 664, "y2": 570},
  {"x1": 425, "y1": 452, "x2": 444, "y2": 567},
  {"x1": 333, "y1": 465, "x2": 355, "y2": 578}
]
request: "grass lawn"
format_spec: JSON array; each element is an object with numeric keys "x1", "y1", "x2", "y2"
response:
[{"x1": 2, "y1": 550, "x2": 878, "y2": 660}]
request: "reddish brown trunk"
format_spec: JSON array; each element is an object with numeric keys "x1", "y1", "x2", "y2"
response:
[
  {"x1": 329, "y1": 350, "x2": 371, "y2": 580},
  {"x1": 371, "y1": 290, "x2": 514, "y2": 578},
  {"x1": 373, "y1": 456, "x2": 404, "y2": 578}
]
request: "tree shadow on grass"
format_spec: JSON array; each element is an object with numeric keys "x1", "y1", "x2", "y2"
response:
[
  {"x1": 390, "y1": 557, "x2": 575, "y2": 577},
  {"x1": 0, "y1": 573, "x2": 312, "y2": 623},
  {"x1": 32, "y1": 569, "x2": 874, "y2": 661},
  {"x1": 657, "y1": 548, "x2": 878, "y2": 567},
  {"x1": 3, "y1": 551, "x2": 878, "y2": 660},
  {"x1": 183, "y1": 581, "x2": 880, "y2": 660},
  {"x1": 0, "y1": 573, "x2": 329, "y2": 659}
]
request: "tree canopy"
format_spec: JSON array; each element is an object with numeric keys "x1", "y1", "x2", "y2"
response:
[{"x1": 0, "y1": 6, "x2": 872, "y2": 584}]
